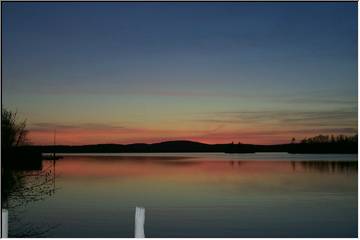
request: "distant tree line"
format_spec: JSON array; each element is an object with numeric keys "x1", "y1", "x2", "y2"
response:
[
  {"x1": 300, "y1": 134, "x2": 357, "y2": 144},
  {"x1": 288, "y1": 134, "x2": 357, "y2": 154}
]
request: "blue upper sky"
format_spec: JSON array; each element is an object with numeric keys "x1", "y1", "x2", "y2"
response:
[{"x1": 2, "y1": 2, "x2": 358, "y2": 145}]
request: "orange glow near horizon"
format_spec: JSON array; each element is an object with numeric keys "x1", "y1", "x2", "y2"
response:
[{"x1": 27, "y1": 125, "x2": 357, "y2": 146}]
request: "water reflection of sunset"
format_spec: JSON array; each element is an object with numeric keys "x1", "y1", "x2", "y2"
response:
[
  {"x1": 18, "y1": 155, "x2": 357, "y2": 237},
  {"x1": 53, "y1": 157, "x2": 357, "y2": 177}
]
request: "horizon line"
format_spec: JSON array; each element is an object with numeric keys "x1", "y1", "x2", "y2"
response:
[{"x1": 25, "y1": 136, "x2": 358, "y2": 147}]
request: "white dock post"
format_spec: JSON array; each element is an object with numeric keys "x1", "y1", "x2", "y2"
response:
[
  {"x1": 135, "y1": 207, "x2": 145, "y2": 238},
  {"x1": 2, "y1": 209, "x2": 8, "y2": 238}
]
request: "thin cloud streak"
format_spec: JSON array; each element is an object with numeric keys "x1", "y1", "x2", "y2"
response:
[
  {"x1": 29, "y1": 122, "x2": 125, "y2": 131},
  {"x1": 7, "y1": 87, "x2": 357, "y2": 106},
  {"x1": 198, "y1": 109, "x2": 357, "y2": 125}
]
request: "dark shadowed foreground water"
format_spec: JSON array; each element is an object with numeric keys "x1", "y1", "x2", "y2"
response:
[{"x1": 10, "y1": 153, "x2": 357, "y2": 237}]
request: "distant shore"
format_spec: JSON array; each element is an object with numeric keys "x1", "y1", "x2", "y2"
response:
[{"x1": 19, "y1": 139, "x2": 357, "y2": 154}]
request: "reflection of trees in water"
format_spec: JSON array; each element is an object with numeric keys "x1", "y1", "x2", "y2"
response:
[
  {"x1": 292, "y1": 161, "x2": 357, "y2": 173},
  {"x1": 5, "y1": 161, "x2": 59, "y2": 237},
  {"x1": 229, "y1": 161, "x2": 242, "y2": 167},
  {"x1": 156, "y1": 160, "x2": 202, "y2": 166},
  {"x1": 226, "y1": 160, "x2": 356, "y2": 173},
  {"x1": 6, "y1": 161, "x2": 56, "y2": 208}
]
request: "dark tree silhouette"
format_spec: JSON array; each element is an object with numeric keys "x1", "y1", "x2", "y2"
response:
[
  {"x1": 288, "y1": 134, "x2": 358, "y2": 154},
  {"x1": 1, "y1": 108, "x2": 57, "y2": 236},
  {"x1": 300, "y1": 134, "x2": 357, "y2": 144},
  {"x1": 2, "y1": 108, "x2": 29, "y2": 149}
]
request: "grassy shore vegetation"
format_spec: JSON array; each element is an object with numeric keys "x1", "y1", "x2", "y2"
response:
[
  {"x1": 2, "y1": 108, "x2": 28, "y2": 149},
  {"x1": 2, "y1": 108, "x2": 56, "y2": 236}
]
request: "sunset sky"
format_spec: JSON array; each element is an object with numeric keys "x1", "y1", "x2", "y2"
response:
[{"x1": 2, "y1": 2, "x2": 357, "y2": 145}]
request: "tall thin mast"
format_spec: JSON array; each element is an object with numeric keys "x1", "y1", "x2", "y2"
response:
[
  {"x1": 53, "y1": 129, "x2": 56, "y2": 193},
  {"x1": 53, "y1": 129, "x2": 56, "y2": 157}
]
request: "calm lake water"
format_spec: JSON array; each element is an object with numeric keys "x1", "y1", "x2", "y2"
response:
[{"x1": 10, "y1": 153, "x2": 358, "y2": 237}]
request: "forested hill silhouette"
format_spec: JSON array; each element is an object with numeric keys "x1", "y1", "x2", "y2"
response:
[
  {"x1": 28, "y1": 135, "x2": 358, "y2": 154},
  {"x1": 32, "y1": 140, "x2": 255, "y2": 153}
]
